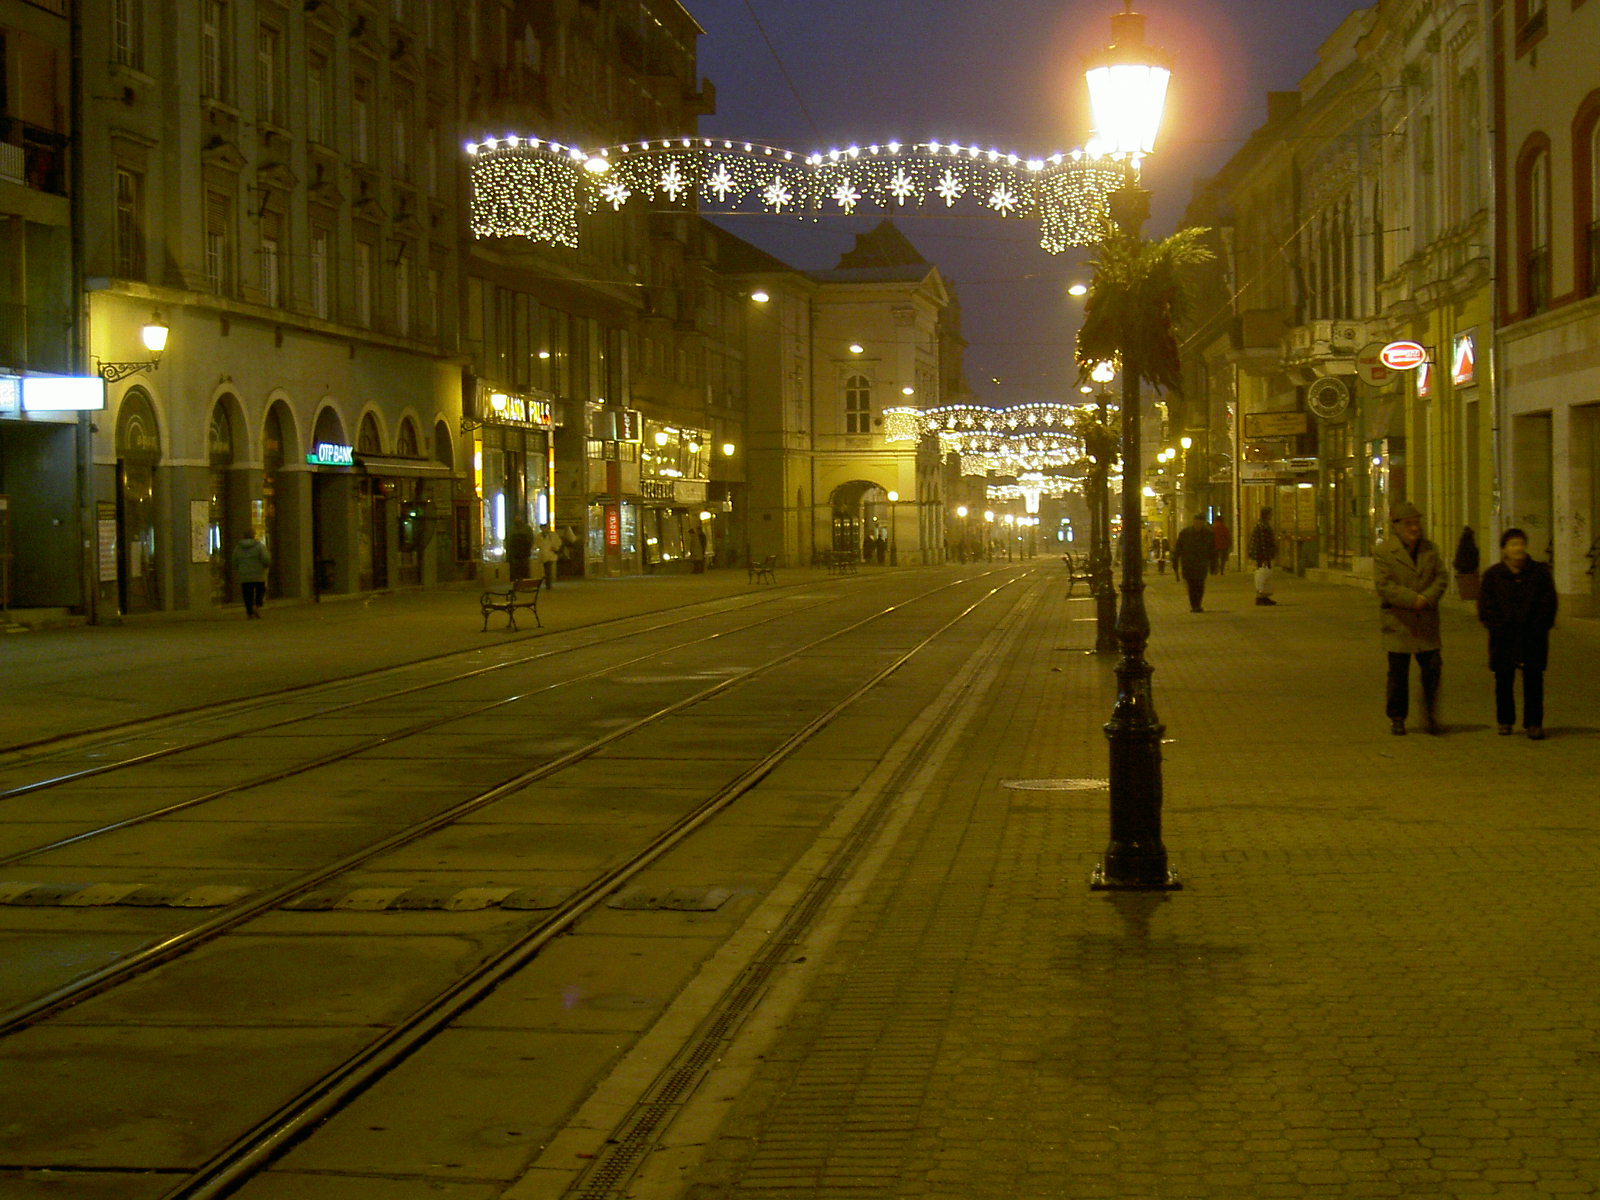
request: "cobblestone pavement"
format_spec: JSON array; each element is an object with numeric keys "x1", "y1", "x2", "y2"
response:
[{"x1": 667, "y1": 569, "x2": 1600, "y2": 1200}]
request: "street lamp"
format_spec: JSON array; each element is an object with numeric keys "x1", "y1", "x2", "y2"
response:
[
  {"x1": 887, "y1": 490, "x2": 899, "y2": 565},
  {"x1": 95, "y1": 312, "x2": 170, "y2": 383},
  {"x1": 983, "y1": 510, "x2": 995, "y2": 562},
  {"x1": 1086, "y1": 1, "x2": 1179, "y2": 891}
]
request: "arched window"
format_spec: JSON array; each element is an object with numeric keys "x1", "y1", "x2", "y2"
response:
[
  {"x1": 1574, "y1": 91, "x2": 1600, "y2": 297},
  {"x1": 1516, "y1": 136, "x2": 1553, "y2": 316},
  {"x1": 358, "y1": 412, "x2": 382, "y2": 454},
  {"x1": 396, "y1": 416, "x2": 419, "y2": 457},
  {"x1": 844, "y1": 375, "x2": 871, "y2": 434}
]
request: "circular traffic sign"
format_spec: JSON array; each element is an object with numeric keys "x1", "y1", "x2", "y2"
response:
[
  {"x1": 1356, "y1": 342, "x2": 1394, "y2": 387},
  {"x1": 1380, "y1": 340, "x2": 1428, "y2": 371}
]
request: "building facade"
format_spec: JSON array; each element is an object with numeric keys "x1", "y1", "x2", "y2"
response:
[
  {"x1": 1494, "y1": 0, "x2": 1600, "y2": 615},
  {"x1": 0, "y1": 0, "x2": 76, "y2": 613},
  {"x1": 1183, "y1": 0, "x2": 1494, "y2": 586}
]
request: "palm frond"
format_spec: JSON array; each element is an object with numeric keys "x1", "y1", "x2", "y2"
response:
[{"x1": 1075, "y1": 226, "x2": 1214, "y2": 396}]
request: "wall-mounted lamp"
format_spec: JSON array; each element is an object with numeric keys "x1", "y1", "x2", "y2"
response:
[
  {"x1": 721, "y1": 442, "x2": 736, "y2": 457},
  {"x1": 96, "y1": 313, "x2": 170, "y2": 383},
  {"x1": 750, "y1": 289, "x2": 771, "y2": 304}
]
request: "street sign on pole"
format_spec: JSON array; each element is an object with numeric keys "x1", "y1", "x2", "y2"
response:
[
  {"x1": 1379, "y1": 341, "x2": 1429, "y2": 371},
  {"x1": 1356, "y1": 342, "x2": 1393, "y2": 388}
]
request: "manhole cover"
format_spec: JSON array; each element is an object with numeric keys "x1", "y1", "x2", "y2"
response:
[{"x1": 1000, "y1": 778, "x2": 1108, "y2": 792}]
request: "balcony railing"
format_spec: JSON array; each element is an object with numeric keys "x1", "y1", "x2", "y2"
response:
[{"x1": 0, "y1": 117, "x2": 68, "y2": 197}]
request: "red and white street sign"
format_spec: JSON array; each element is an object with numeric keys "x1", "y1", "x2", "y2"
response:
[
  {"x1": 1380, "y1": 340, "x2": 1429, "y2": 371},
  {"x1": 1356, "y1": 342, "x2": 1393, "y2": 387}
]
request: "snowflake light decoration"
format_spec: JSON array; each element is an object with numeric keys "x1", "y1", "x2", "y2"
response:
[
  {"x1": 936, "y1": 171, "x2": 965, "y2": 207},
  {"x1": 659, "y1": 161, "x2": 687, "y2": 202},
  {"x1": 469, "y1": 137, "x2": 1123, "y2": 255},
  {"x1": 763, "y1": 177, "x2": 794, "y2": 212},
  {"x1": 706, "y1": 163, "x2": 737, "y2": 203}
]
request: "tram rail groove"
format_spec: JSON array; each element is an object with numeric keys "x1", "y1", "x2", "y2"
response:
[
  {"x1": 0, "y1": 571, "x2": 843, "y2": 766},
  {"x1": 0, "y1": 577, "x2": 919, "y2": 868},
  {"x1": 0, "y1": 571, "x2": 1021, "y2": 1042},
  {"x1": 155, "y1": 572, "x2": 1030, "y2": 1200},
  {"x1": 0, "y1": 569, "x2": 953, "y2": 801}
]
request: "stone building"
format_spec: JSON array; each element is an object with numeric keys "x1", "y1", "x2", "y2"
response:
[{"x1": 1494, "y1": 0, "x2": 1600, "y2": 614}]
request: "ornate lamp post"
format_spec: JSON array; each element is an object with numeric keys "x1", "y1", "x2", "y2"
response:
[
  {"x1": 1083, "y1": 2, "x2": 1181, "y2": 891},
  {"x1": 887, "y1": 490, "x2": 899, "y2": 565}
]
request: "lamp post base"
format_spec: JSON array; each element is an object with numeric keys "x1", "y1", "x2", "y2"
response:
[{"x1": 1090, "y1": 861, "x2": 1182, "y2": 891}]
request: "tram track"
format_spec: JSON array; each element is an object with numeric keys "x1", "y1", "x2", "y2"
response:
[
  {"x1": 0, "y1": 577, "x2": 870, "y2": 791},
  {"x1": 0, "y1": 575, "x2": 942, "y2": 869},
  {"x1": 0, "y1": 569, "x2": 1024, "y2": 1045},
  {"x1": 156, "y1": 574, "x2": 1032, "y2": 1200}
]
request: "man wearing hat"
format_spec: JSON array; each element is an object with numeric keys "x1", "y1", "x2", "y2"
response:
[{"x1": 1373, "y1": 501, "x2": 1447, "y2": 734}]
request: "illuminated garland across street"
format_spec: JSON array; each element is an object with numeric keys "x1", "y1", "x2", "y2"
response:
[
  {"x1": 885, "y1": 403, "x2": 1122, "y2": 493},
  {"x1": 467, "y1": 136, "x2": 1130, "y2": 254}
]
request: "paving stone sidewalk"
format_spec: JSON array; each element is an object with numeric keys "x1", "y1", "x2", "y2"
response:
[{"x1": 676, "y1": 570, "x2": 1600, "y2": 1200}]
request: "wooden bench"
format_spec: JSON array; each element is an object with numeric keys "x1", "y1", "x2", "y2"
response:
[
  {"x1": 748, "y1": 555, "x2": 777, "y2": 584},
  {"x1": 1062, "y1": 552, "x2": 1096, "y2": 598},
  {"x1": 823, "y1": 551, "x2": 859, "y2": 576},
  {"x1": 480, "y1": 577, "x2": 542, "y2": 631}
]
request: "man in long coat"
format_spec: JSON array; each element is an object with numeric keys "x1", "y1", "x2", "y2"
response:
[
  {"x1": 1173, "y1": 513, "x2": 1214, "y2": 613},
  {"x1": 1373, "y1": 502, "x2": 1447, "y2": 735}
]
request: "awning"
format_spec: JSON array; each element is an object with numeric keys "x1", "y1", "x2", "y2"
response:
[{"x1": 355, "y1": 454, "x2": 459, "y2": 479}]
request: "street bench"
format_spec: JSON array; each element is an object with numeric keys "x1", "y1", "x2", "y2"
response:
[
  {"x1": 1062, "y1": 552, "x2": 1095, "y2": 598},
  {"x1": 748, "y1": 554, "x2": 777, "y2": 584},
  {"x1": 480, "y1": 577, "x2": 542, "y2": 631},
  {"x1": 822, "y1": 551, "x2": 859, "y2": 576}
]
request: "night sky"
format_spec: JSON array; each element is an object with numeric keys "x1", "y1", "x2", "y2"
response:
[{"x1": 684, "y1": 0, "x2": 1361, "y2": 403}]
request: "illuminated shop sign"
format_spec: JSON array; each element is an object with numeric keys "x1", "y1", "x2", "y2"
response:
[
  {"x1": 20, "y1": 376, "x2": 107, "y2": 412},
  {"x1": 306, "y1": 442, "x2": 355, "y2": 466},
  {"x1": 1379, "y1": 341, "x2": 1428, "y2": 371},
  {"x1": 1452, "y1": 331, "x2": 1476, "y2": 387}
]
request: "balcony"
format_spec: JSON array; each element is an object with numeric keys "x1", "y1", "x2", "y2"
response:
[{"x1": 0, "y1": 118, "x2": 68, "y2": 197}]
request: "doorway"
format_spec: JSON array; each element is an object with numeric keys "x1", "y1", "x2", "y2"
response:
[{"x1": 114, "y1": 389, "x2": 161, "y2": 614}]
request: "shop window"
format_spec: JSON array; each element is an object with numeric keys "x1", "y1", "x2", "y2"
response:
[{"x1": 844, "y1": 375, "x2": 871, "y2": 434}]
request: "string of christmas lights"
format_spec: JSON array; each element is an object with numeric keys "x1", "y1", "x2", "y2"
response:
[
  {"x1": 466, "y1": 136, "x2": 1129, "y2": 253},
  {"x1": 884, "y1": 402, "x2": 1113, "y2": 480}
]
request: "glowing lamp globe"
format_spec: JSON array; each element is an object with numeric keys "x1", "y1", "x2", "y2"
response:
[
  {"x1": 141, "y1": 315, "x2": 170, "y2": 355},
  {"x1": 1084, "y1": 4, "x2": 1173, "y2": 158}
]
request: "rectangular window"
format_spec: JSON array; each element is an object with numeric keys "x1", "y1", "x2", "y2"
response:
[
  {"x1": 201, "y1": 1, "x2": 230, "y2": 101},
  {"x1": 352, "y1": 75, "x2": 371, "y2": 162},
  {"x1": 310, "y1": 228, "x2": 330, "y2": 319},
  {"x1": 425, "y1": 123, "x2": 439, "y2": 195},
  {"x1": 307, "y1": 53, "x2": 329, "y2": 143},
  {"x1": 260, "y1": 211, "x2": 282, "y2": 308},
  {"x1": 427, "y1": 266, "x2": 440, "y2": 334},
  {"x1": 256, "y1": 25, "x2": 283, "y2": 126},
  {"x1": 204, "y1": 190, "x2": 233, "y2": 295},
  {"x1": 394, "y1": 255, "x2": 411, "y2": 335},
  {"x1": 112, "y1": 0, "x2": 142, "y2": 69},
  {"x1": 392, "y1": 93, "x2": 411, "y2": 178},
  {"x1": 114, "y1": 167, "x2": 145, "y2": 278},
  {"x1": 354, "y1": 240, "x2": 372, "y2": 327}
]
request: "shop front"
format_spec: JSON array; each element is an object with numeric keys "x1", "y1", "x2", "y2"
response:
[
  {"x1": 466, "y1": 381, "x2": 555, "y2": 584},
  {"x1": 640, "y1": 423, "x2": 713, "y2": 572}
]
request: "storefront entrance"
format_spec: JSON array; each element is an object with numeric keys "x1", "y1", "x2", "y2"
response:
[{"x1": 115, "y1": 388, "x2": 161, "y2": 614}]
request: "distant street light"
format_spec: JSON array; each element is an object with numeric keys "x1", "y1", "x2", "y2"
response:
[{"x1": 887, "y1": 490, "x2": 899, "y2": 565}]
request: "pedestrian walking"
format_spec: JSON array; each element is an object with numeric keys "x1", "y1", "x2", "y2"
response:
[
  {"x1": 229, "y1": 528, "x2": 271, "y2": 619},
  {"x1": 1373, "y1": 501, "x2": 1446, "y2": 735},
  {"x1": 1477, "y1": 528, "x2": 1558, "y2": 739},
  {"x1": 1174, "y1": 512, "x2": 1213, "y2": 612},
  {"x1": 1248, "y1": 507, "x2": 1278, "y2": 606},
  {"x1": 506, "y1": 521, "x2": 534, "y2": 583},
  {"x1": 1211, "y1": 514, "x2": 1231, "y2": 575},
  {"x1": 536, "y1": 524, "x2": 562, "y2": 589}
]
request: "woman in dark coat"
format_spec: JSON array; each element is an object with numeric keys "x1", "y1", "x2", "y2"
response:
[{"x1": 1477, "y1": 528, "x2": 1558, "y2": 739}]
